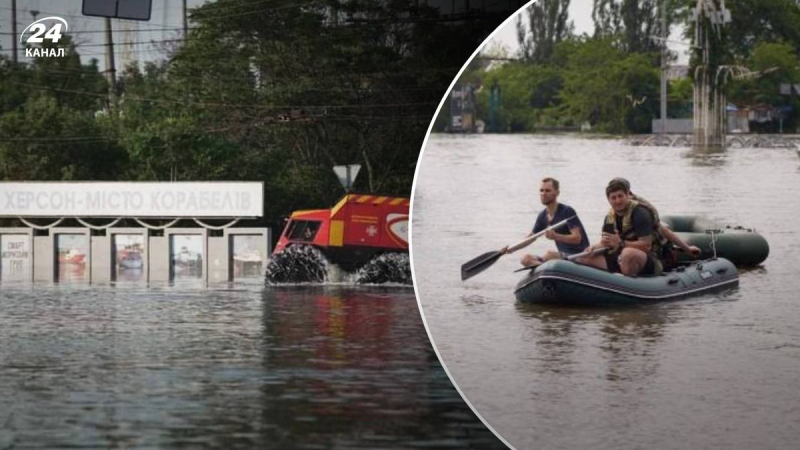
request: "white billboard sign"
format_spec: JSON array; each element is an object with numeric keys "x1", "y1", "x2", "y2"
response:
[{"x1": 0, "y1": 182, "x2": 263, "y2": 218}]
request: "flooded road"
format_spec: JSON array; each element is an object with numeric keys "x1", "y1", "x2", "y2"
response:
[
  {"x1": 0, "y1": 284, "x2": 504, "y2": 449},
  {"x1": 412, "y1": 134, "x2": 800, "y2": 449}
]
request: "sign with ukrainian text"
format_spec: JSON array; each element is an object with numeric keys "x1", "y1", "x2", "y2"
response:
[
  {"x1": 0, "y1": 182, "x2": 263, "y2": 218},
  {"x1": 1, "y1": 234, "x2": 32, "y2": 282}
]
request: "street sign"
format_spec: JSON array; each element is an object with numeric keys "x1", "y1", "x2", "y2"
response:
[
  {"x1": 779, "y1": 83, "x2": 800, "y2": 95},
  {"x1": 333, "y1": 165, "x2": 361, "y2": 191},
  {"x1": 83, "y1": 0, "x2": 152, "y2": 21}
]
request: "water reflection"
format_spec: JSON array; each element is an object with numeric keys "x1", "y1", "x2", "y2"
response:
[
  {"x1": 682, "y1": 145, "x2": 729, "y2": 167},
  {"x1": 0, "y1": 286, "x2": 504, "y2": 449},
  {"x1": 414, "y1": 134, "x2": 800, "y2": 449},
  {"x1": 516, "y1": 304, "x2": 670, "y2": 383}
]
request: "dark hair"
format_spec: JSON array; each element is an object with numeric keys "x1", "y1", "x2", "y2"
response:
[
  {"x1": 541, "y1": 177, "x2": 559, "y2": 191},
  {"x1": 606, "y1": 179, "x2": 629, "y2": 197},
  {"x1": 609, "y1": 177, "x2": 630, "y2": 191}
]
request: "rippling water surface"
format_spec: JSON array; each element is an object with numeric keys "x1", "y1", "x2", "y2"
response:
[
  {"x1": 412, "y1": 134, "x2": 800, "y2": 450},
  {"x1": 0, "y1": 284, "x2": 504, "y2": 449}
]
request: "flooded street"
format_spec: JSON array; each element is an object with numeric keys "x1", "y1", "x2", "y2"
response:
[
  {"x1": 412, "y1": 134, "x2": 800, "y2": 449},
  {"x1": 0, "y1": 284, "x2": 504, "y2": 449}
]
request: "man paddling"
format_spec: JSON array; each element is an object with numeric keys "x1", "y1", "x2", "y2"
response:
[{"x1": 505, "y1": 177, "x2": 589, "y2": 267}]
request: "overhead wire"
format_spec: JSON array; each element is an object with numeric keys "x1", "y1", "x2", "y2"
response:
[
  {"x1": 7, "y1": 81, "x2": 440, "y2": 111},
  {"x1": 11, "y1": 66, "x2": 456, "y2": 90},
  {"x1": 0, "y1": 112, "x2": 433, "y2": 145}
]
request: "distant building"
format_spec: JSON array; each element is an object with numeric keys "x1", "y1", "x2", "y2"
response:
[{"x1": 449, "y1": 85, "x2": 477, "y2": 133}]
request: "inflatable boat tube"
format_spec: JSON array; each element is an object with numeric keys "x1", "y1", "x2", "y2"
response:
[
  {"x1": 514, "y1": 258, "x2": 738, "y2": 306},
  {"x1": 661, "y1": 215, "x2": 769, "y2": 267}
]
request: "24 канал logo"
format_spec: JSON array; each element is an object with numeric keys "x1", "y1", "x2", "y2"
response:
[{"x1": 19, "y1": 16, "x2": 69, "y2": 58}]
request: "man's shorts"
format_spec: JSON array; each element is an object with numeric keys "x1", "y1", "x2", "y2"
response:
[{"x1": 605, "y1": 252, "x2": 657, "y2": 276}]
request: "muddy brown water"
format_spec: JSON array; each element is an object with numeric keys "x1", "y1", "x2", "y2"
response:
[
  {"x1": 0, "y1": 284, "x2": 505, "y2": 449},
  {"x1": 412, "y1": 134, "x2": 800, "y2": 450}
]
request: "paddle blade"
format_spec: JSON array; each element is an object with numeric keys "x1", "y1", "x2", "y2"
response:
[
  {"x1": 513, "y1": 264, "x2": 540, "y2": 273},
  {"x1": 461, "y1": 251, "x2": 502, "y2": 281}
]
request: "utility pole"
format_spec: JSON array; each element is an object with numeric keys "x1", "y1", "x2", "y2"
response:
[
  {"x1": 660, "y1": 0, "x2": 667, "y2": 134},
  {"x1": 105, "y1": 18, "x2": 117, "y2": 110},
  {"x1": 183, "y1": 0, "x2": 188, "y2": 38},
  {"x1": 11, "y1": 0, "x2": 18, "y2": 64}
]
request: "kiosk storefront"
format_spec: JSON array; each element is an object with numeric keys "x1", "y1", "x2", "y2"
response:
[{"x1": 0, "y1": 182, "x2": 269, "y2": 285}]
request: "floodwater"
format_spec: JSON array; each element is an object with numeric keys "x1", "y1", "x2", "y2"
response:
[
  {"x1": 0, "y1": 283, "x2": 505, "y2": 449},
  {"x1": 412, "y1": 134, "x2": 800, "y2": 450}
]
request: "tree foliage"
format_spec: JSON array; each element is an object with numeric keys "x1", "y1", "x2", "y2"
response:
[
  {"x1": 2, "y1": 1, "x2": 520, "y2": 225},
  {"x1": 447, "y1": 0, "x2": 800, "y2": 135},
  {"x1": 721, "y1": 0, "x2": 800, "y2": 59},
  {"x1": 593, "y1": 0, "x2": 655, "y2": 53},
  {"x1": 558, "y1": 38, "x2": 659, "y2": 133},
  {"x1": 517, "y1": 0, "x2": 574, "y2": 63}
]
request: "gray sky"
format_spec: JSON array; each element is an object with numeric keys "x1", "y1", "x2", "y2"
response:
[
  {"x1": 1, "y1": 0, "x2": 209, "y2": 71},
  {"x1": 2, "y1": 0, "x2": 689, "y2": 72},
  {"x1": 1, "y1": 1, "x2": 535, "y2": 72}
]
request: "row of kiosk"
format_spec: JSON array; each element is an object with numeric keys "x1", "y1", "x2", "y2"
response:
[
  {"x1": 0, "y1": 227, "x2": 270, "y2": 285},
  {"x1": 0, "y1": 182, "x2": 270, "y2": 285}
]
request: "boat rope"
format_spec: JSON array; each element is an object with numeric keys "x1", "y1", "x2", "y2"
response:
[
  {"x1": 192, "y1": 218, "x2": 240, "y2": 230},
  {"x1": 75, "y1": 217, "x2": 122, "y2": 230},
  {"x1": 133, "y1": 217, "x2": 182, "y2": 230},
  {"x1": 708, "y1": 229, "x2": 719, "y2": 259},
  {"x1": 17, "y1": 217, "x2": 65, "y2": 230}
]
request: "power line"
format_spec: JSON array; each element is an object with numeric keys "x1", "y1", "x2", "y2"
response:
[
  {"x1": 8, "y1": 68, "x2": 446, "y2": 92},
  {"x1": 2, "y1": 0, "x2": 492, "y2": 38},
  {"x1": 8, "y1": 82, "x2": 440, "y2": 110},
  {"x1": 2, "y1": 63, "x2": 464, "y2": 84},
  {"x1": 0, "y1": 114, "x2": 434, "y2": 144},
  {"x1": 3, "y1": 69, "x2": 463, "y2": 89},
  {"x1": 0, "y1": 136, "x2": 112, "y2": 143},
  {"x1": 0, "y1": 27, "x2": 185, "y2": 36},
  {"x1": 0, "y1": 0, "x2": 317, "y2": 30},
  {"x1": 2, "y1": 22, "x2": 438, "y2": 56}
]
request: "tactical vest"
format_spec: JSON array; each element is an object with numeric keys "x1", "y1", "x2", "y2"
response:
[
  {"x1": 605, "y1": 200, "x2": 663, "y2": 274},
  {"x1": 632, "y1": 194, "x2": 671, "y2": 254},
  {"x1": 631, "y1": 194, "x2": 660, "y2": 226}
]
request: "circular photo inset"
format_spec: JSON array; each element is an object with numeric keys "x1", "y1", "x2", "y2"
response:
[{"x1": 411, "y1": 1, "x2": 800, "y2": 449}]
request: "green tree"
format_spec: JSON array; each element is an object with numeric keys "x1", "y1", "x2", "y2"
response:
[
  {"x1": 592, "y1": 0, "x2": 675, "y2": 54},
  {"x1": 2, "y1": 0, "x2": 531, "y2": 225},
  {"x1": 0, "y1": 96, "x2": 125, "y2": 180},
  {"x1": 474, "y1": 62, "x2": 565, "y2": 132},
  {"x1": 517, "y1": 0, "x2": 574, "y2": 63},
  {"x1": 0, "y1": 38, "x2": 123, "y2": 181},
  {"x1": 727, "y1": 42, "x2": 800, "y2": 131},
  {"x1": 558, "y1": 38, "x2": 659, "y2": 133},
  {"x1": 720, "y1": 0, "x2": 800, "y2": 59}
]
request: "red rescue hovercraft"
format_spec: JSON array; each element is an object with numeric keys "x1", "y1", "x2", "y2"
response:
[{"x1": 268, "y1": 194, "x2": 410, "y2": 283}]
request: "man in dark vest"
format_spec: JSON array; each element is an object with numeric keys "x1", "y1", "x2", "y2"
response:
[
  {"x1": 579, "y1": 178, "x2": 661, "y2": 276},
  {"x1": 611, "y1": 177, "x2": 701, "y2": 271}
]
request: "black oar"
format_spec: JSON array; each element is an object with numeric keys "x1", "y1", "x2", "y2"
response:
[
  {"x1": 460, "y1": 216, "x2": 575, "y2": 281},
  {"x1": 512, "y1": 247, "x2": 608, "y2": 273},
  {"x1": 566, "y1": 247, "x2": 608, "y2": 262}
]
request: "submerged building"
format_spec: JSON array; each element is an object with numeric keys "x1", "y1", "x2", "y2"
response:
[{"x1": 0, "y1": 182, "x2": 270, "y2": 285}]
